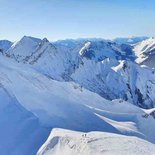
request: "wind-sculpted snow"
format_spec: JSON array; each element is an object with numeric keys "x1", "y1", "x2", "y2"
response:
[{"x1": 37, "y1": 128, "x2": 155, "y2": 155}]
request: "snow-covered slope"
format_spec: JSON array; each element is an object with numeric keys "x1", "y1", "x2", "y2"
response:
[
  {"x1": 1, "y1": 55, "x2": 155, "y2": 139},
  {"x1": 0, "y1": 80, "x2": 50, "y2": 155},
  {"x1": 38, "y1": 128, "x2": 155, "y2": 155},
  {"x1": 0, "y1": 56, "x2": 144, "y2": 134},
  {"x1": 134, "y1": 37, "x2": 155, "y2": 68}
]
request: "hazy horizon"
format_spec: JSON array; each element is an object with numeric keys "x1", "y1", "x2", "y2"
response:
[{"x1": 1, "y1": 35, "x2": 152, "y2": 42}]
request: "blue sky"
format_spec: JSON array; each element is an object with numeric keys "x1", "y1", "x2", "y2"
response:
[{"x1": 0, "y1": 0, "x2": 155, "y2": 41}]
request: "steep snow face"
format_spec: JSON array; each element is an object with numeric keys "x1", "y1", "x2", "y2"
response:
[
  {"x1": 114, "y1": 61, "x2": 155, "y2": 108},
  {"x1": 0, "y1": 40, "x2": 13, "y2": 53},
  {"x1": 38, "y1": 128, "x2": 155, "y2": 155},
  {"x1": 71, "y1": 58, "x2": 128, "y2": 100},
  {"x1": 71, "y1": 58, "x2": 155, "y2": 108},
  {"x1": 30, "y1": 40, "x2": 80, "y2": 81},
  {"x1": 79, "y1": 40, "x2": 134, "y2": 61},
  {"x1": 134, "y1": 37, "x2": 155, "y2": 67}
]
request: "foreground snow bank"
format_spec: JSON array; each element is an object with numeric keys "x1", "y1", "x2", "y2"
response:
[{"x1": 38, "y1": 128, "x2": 155, "y2": 155}]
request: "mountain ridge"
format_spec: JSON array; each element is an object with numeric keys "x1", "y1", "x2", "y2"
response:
[{"x1": 2, "y1": 36, "x2": 155, "y2": 108}]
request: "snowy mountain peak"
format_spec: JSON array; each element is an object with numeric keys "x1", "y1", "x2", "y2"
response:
[
  {"x1": 6, "y1": 36, "x2": 41, "y2": 61},
  {"x1": 42, "y1": 37, "x2": 49, "y2": 43},
  {"x1": 5, "y1": 36, "x2": 55, "y2": 63},
  {"x1": 21, "y1": 35, "x2": 41, "y2": 43}
]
